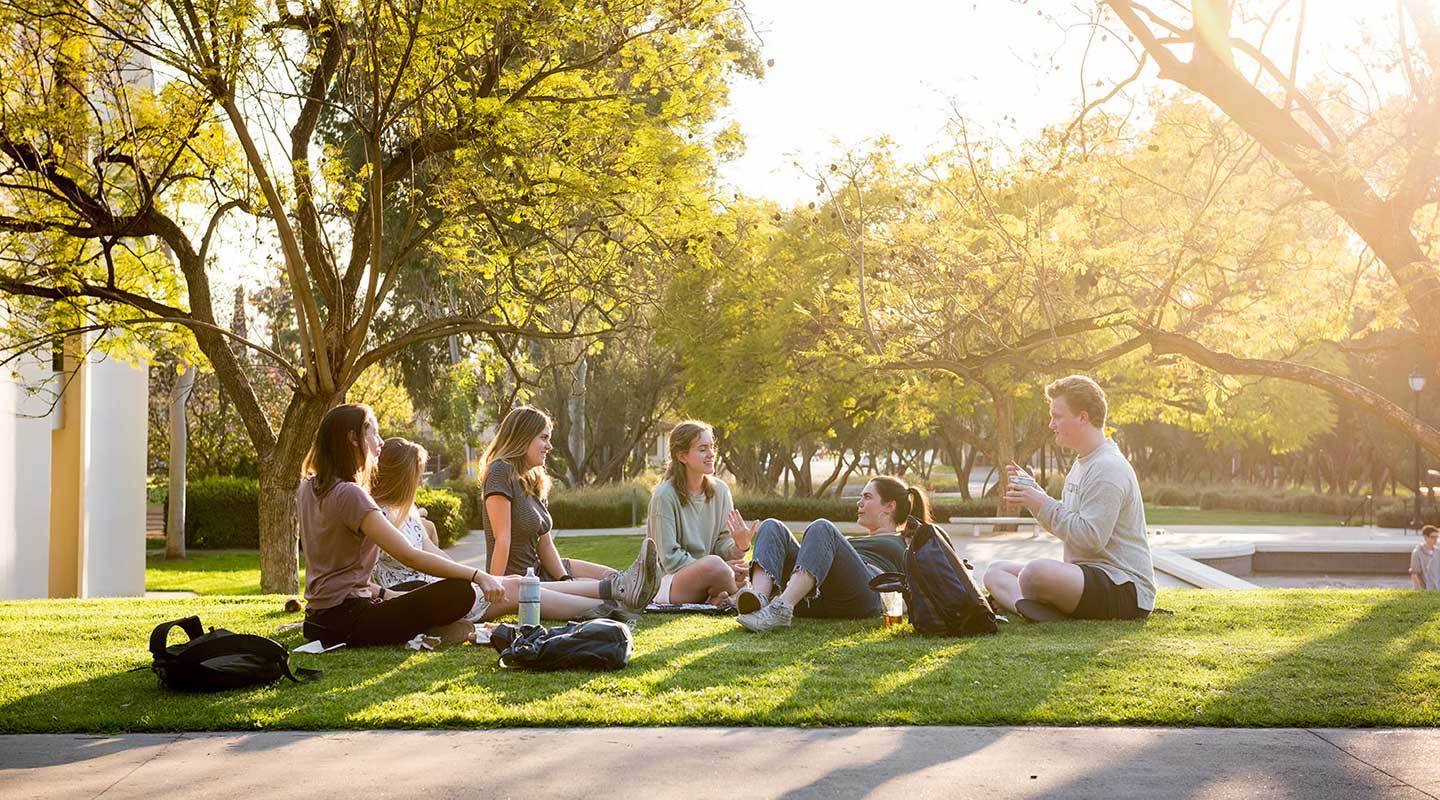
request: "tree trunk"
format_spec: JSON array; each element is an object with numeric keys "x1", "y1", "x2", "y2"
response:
[
  {"x1": 165, "y1": 361, "x2": 196, "y2": 561},
  {"x1": 991, "y1": 390, "x2": 1017, "y2": 515},
  {"x1": 258, "y1": 394, "x2": 331, "y2": 594}
]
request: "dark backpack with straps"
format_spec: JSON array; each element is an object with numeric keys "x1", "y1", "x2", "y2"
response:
[
  {"x1": 869, "y1": 519, "x2": 998, "y2": 637},
  {"x1": 488, "y1": 619, "x2": 633, "y2": 671},
  {"x1": 149, "y1": 616, "x2": 320, "y2": 692}
]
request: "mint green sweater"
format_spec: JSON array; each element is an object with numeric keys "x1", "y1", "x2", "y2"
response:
[{"x1": 647, "y1": 477, "x2": 742, "y2": 573}]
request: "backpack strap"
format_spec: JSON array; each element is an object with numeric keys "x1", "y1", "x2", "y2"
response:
[
  {"x1": 150, "y1": 615, "x2": 206, "y2": 658},
  {"x1": 282, "y1": 662, "x2": 322, "y2": 683},
  {"x1": 868, "y1": 571, "x2": 908, "y2": 593}
]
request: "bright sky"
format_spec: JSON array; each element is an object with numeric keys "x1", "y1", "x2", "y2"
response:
[{"x1": 714, "y1": 0, "x2": 1404, "y2": 206}]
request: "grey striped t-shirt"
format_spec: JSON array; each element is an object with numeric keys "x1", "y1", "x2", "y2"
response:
[{"x1": 482, "y1": 460, "x2": 553, "y2": 576}]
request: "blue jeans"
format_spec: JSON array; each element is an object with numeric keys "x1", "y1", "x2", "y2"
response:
[{"x1": 749, "y1": 519, "x2": 884, "y2": 619}]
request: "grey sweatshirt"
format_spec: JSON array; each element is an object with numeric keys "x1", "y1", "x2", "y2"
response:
[
  {"x1": 647, "y1": 477, "x2": 742, "y2": 573},
  {"x1": 1036, "y1": 438, "x2": 1156, "y2": 611}
]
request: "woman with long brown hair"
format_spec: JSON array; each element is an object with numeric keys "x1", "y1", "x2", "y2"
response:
[
  {"x1": 480, "y1": 405, "x2": 661, "y2": 613},
  {"x1": 645, "y1": 420, "x2": 757, "y2": 605},
  {"x1": 734, "y1": 476, "x2": 928, "y2": 633},
  {"x1": 297, "y1": 404, "x2": 505, "y2": 648}
]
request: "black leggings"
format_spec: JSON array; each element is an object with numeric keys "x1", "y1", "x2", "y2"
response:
[{"x1": 302, "y1": 578, "x2": 476, "y2": 647}]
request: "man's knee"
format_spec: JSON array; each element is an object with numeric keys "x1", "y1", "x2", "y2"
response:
[{"x1": 1018, "y1": 560, "x2": 1069, "y2": 601}]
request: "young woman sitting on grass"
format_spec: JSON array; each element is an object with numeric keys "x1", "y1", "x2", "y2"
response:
[
  {"x1": 298, "y1": 403, "x2": 505, "y2": 648},
  {"x1": 370, "y1": 437, "x2": 487, "y2": 622},
  {"x1": 735, "y1": 476, "x2": 923, "y2": 633},
  {"x1": 480, "y1": 404, "x2": 662, "y2": 616},
  {"x1": 646, "y1": 420, "x2": 757, "y2": 605}
]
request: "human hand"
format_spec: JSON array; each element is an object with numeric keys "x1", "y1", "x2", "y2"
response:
[
  {"x1": 728, "y1": 559, "x2": 749, "y2": 586},
  {"x1": 727, "y1": 510, "x2": 759, "y2": 550},
  {"x1": 1003, "y1": 481, "x2": 1047, "y2": 513},
  {"x1": 473, "y1": 571, "x2": 507, "y2": 604}
]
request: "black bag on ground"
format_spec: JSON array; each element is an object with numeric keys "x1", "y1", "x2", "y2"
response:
[
  {"x1": 149, "y1": 615, "x2": 320, "y2": 692},
  {"x1": 869, "y1": 519, "x2": 998, "y2": 637},
  {"x1": 488, "y1": 619, "x2": 633, "y2": 671}
]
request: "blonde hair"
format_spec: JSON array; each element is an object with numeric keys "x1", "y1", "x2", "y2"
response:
[
  {"x1": 1045, "y1": 375, "x2": 1108, "y2": 429},
  {"x1": 372, "y1": 438, "x2": 428, "y2": 515},
  {"x1": 666, "y1": 420, "x2": 715, "y2": 506},
  {"x1": 481, "y1": 405, "x2": 553, "y2": 500}
]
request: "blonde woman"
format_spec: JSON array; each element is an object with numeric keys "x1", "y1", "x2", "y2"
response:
[
  {"x1": 481, "y1": 405, "x2": 661, "y2": 613},
  {"x1": 646, "y1": 420, "x2": 757, "y2": 605},
  {"x1": 370, "y1": 438, "x2": 488, "y2": 622}
]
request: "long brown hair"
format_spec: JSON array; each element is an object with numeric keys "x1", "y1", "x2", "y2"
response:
[
  {"x1": 480, "y1": 405, "x2": 553, "y2": 500},
  {"x1": 372, "y1": 437, "x2": 428, "y2": 515},
  {"x1": 302, "y1": 403, "x2": 376, "y2": 496},
  {"x1": 665, "y1": 420, "x2": 715, "y2": 506},
  {"x1": 868, "y1": 475, "x2": 932, "y2": 529}
]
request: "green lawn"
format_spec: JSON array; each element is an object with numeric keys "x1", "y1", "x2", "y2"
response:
[
  {"x1": 144, "y1": 535, "x2": 644, "y2": 596},
  {"x1": 3, "y1": 590, "x2": 1440, "y2": 732}
]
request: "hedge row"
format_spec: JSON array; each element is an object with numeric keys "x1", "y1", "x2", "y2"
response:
[
  {"x1": 1146, "y1": 484, "x2": 1372, "y2": 518},
  {"x1": 185, "y1": 476, "x2": 261, "y2": 549},
  {"x1": 442, "y1": 483, "x2": 1009, "y2": 531},
  {"x1": 183, "y1": 477, "x2": 467, "y2": 549}
]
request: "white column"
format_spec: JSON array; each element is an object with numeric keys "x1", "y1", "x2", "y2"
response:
[
  {"x1": 80, "y1": 349, "x2": 148, "y2": 597},
  {"x1": 0, "y1": 346, "x2": 54, "y2": 599}
]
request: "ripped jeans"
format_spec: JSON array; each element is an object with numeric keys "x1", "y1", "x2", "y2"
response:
[{"x1": 749, "y1": 518, "x2": 884, "y2": 619}]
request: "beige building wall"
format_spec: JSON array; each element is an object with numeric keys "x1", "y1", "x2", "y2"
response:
[{"x1": 48, "y1": 337, "x2": 85, "y2": 598}]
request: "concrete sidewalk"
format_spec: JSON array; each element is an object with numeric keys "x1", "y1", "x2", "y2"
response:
[{"x1": 4, "y1": 727, "x2": 1438, "y2": 799}]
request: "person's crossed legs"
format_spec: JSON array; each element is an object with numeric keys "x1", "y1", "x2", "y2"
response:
[{"x1": 983, "y1": 558, "x2": 1085, "y2": 620}]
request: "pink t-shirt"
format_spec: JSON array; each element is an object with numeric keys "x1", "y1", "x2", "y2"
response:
[{"x1": 298, "y1": 478, "x2": 382, "y2": 610}]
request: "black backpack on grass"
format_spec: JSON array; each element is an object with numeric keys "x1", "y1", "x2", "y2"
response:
[
  {"x1": 488, "y1": 619, "x2": 633, "y2": 671},
  {"x1": 869, "y1": 519, "x2": 998, "y2": 637},
  {"x1": 149, "y1": 615, "x2": 320, "y2": 692}
]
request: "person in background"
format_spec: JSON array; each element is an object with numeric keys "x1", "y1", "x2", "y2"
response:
[{"x1": 1410, "y1": 525, "x2": 1440, "y2": 590}]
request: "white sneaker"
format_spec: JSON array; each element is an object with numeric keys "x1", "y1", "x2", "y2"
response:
[{"x1": 737, "y1": 598, "x2": 793, "y2": 633}]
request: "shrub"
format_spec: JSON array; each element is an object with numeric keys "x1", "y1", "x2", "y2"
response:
[
  {"x1": 442, "y1": 478, "x2": 483, "y2": 530},
  {"x1": 185, "y1": 476, "x2": 260, "y2": 548},
  {"x1": 415, "y1": 488, "x2": 467, "y2": 548}
]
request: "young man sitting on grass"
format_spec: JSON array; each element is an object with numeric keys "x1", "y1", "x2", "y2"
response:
[{"x1": 983, "y1": 375, "x2": 1156, "y2": 623}]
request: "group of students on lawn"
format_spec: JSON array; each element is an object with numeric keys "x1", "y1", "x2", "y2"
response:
[{"x1": 297, "y1": 374, "x2": 1157, "y2": 648}]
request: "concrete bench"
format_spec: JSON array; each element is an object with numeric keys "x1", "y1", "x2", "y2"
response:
[{"x1": 947, "y1": 516, "x2": 1041, "y2": 537}]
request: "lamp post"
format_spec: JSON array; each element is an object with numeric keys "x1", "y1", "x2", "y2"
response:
[{"x1": 1411, "y1": 369, "x2": 1427, "y2": 533}]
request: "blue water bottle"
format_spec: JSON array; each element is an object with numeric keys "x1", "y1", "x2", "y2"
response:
[{"x1": 518, "y1": 567, "x2": 541, "y2": 627}]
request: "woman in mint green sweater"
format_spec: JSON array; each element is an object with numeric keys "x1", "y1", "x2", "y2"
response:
[{"x1": 646, "y1": 420, "x2": 757, "y2": 605}]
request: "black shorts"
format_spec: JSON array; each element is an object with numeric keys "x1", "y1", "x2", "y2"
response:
[{"x1": 1072, "y1": 564, "x2": 1149, "y2": 621}]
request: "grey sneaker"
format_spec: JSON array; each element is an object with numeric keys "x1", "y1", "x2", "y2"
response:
[
  {"x1": 609, "y1": 538, "x2": 662, "y2": 610},
  {"x1": 735, "y1": 587, "x2": 768, "y2": 615},
  {"x1": 737, "y1": 598, "x2": 793, "y2": 633}
]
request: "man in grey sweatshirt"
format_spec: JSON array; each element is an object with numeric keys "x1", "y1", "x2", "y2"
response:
[{"x1": 984, "y1": 375, "x2": 1156, "y2": 622}]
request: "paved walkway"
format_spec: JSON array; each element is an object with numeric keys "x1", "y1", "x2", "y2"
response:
[{"x1": 4, "y1": 727, "x2": 1438, "y2": 799}]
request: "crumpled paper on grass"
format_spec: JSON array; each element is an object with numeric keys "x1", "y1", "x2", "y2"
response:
[{"x1": 406, "y1": 633, "x2": 441, "y2": 651}]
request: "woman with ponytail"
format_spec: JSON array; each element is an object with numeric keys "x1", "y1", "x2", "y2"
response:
[{"x1": 735, "y1": 476, "x2": 928, "y2": 633}]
